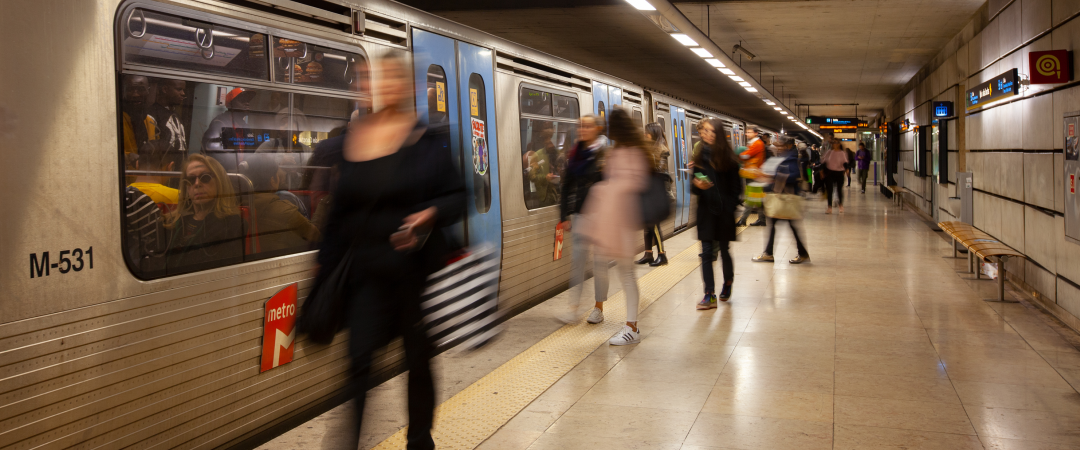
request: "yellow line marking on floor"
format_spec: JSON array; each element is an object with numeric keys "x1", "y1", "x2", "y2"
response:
[{"x1": 371, "y1": 242, "x2": 706, "y2": 450}]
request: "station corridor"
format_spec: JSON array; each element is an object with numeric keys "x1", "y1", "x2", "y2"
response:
[{"x1": 262, "y1": 189, "x2": 1080, "y2": 450}]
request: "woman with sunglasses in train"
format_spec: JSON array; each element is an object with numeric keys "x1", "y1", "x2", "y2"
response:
[{"x1": 164, "y1": 154, "x2": 244, "y2": 275}]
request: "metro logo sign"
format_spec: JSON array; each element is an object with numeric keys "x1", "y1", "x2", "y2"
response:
[
  {"x1": 261, "y1": 284, "x2": 297, "y2": 372},
  {"x1": 1030, "y1": 50, "x2": 1071, "y2": 84}
]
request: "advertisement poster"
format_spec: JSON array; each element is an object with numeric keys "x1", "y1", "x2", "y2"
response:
[
  {"x1": 261, "y1": 284, "x2": 297, "y2": 372},
  {"x1": 436, "y1": 82, "x2": 446, "y2": 113},
  {"x1": 472, "y1": 117, "x2": 488, "y2": 176},
  {"x1": 553, "y1": 222, "x2": 565, "y2": 260}
]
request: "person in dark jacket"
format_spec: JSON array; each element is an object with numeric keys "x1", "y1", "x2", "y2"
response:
[
  {"x1": 691, "y1": 118, "x2": 743, "y2": 309},
  {"x1": 558, "y1": 114, "x2": 608, "y2": 323},
  {"x1": 753, "y1": 135, "x2": 810, "y2": 264},
  {"x1": 164, "y1": 154, "x2": 244, "y2": 275},
  {"x1": 315, "y1": 56, "x2": 465, "y2": 450}
]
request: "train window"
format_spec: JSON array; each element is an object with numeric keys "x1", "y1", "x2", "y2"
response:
[
  {"x1": 553, "y1": 95, "x2": 578, "y2": 119},
  {"x1": 121, "y1": 9, "x2": 269, "y2": 80},
  {"x1": 633, "y1": 110, "x2": 643, "y2": 127},
  {"x1": 119, "y1": 73, "x2": 365, "y2": 278},
  {"x1": 426, "y1": 65, "x2": 450, "y2": 127},
  {"x1": 469, "y1": 74, "x2": 491, "y2": 214},
  {"x1": 518, "y1": 86, "x2": 579, "y2": 210},
  {"x1": 520, "y1": 88, "x2": 552, "y2": 116},
  {"x1": 598, "y1": 101, "x2": 606, "y2": 121},
  {"x1": 274, "y1": 38, "x2": 367, "y2": 92}
]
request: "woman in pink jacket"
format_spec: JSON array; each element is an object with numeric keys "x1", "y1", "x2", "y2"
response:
[{"x1": 579, "y1": 108, "x2": 651, "y2": 345}]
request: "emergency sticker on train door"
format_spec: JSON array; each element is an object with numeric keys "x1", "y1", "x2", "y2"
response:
[
  {"x1": 262, "y1": 284, "x2": 297, "y2": 372},
  {"x1": 472, "y1": 117, "x2": 488, "y2": 176}
]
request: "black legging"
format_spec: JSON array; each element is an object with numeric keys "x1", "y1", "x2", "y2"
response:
[
  {"x1": 345, "y1": 278, "x2": 436, "y2": 450},
  {"x1": 764, "y1": 218, "x2": 809, "y2": 257},
  {"x1": 644, "y1": 224, "x2": 664, "y2": 253},
  {"x1": 824, "y1": 169, "x2": 846, "y2": 207},
  {"x1": 700, "y1": 240, "x2": 733, "y2": 293}
]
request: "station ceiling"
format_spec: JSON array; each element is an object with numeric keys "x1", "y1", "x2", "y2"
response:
[{"x1": 394, "y1": 0, "x2": 985, "y2": 135}]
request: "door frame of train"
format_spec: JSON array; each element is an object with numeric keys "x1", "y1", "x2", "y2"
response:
[
  {"x1": 671, "y1": 106, "x2": 690, "y2": 229},
  {"x1": 456, "y1": 41, "x2": 502, "y2": 254}
]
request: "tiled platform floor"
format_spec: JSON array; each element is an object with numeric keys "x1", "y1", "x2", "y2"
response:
[{"x1": 263, "y1": 186, "x2": 1080, "y2": 450}]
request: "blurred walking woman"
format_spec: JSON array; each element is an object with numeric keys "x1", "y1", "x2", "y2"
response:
[
  {"x1": 636, "y1": 122, "x2": 670, "y2": 267},
  {"x1": 316, "y1": 56, "x2": 465, "y2": 450},
  {"x1": 691, "y1": 119, "x2": 742, "y2": 309},
  {"x1": 580, "y1": 108, "x2": 651, "y2": 346}
]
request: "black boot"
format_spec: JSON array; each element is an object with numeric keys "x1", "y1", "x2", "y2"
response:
[
  {"x1": 719, "y1": 283, "x2": 732, "y2": 300},
  {"x1": 635, "y1": 252, "x2": 654, "y2": 265},
  {"x1": 750, "y1": 217, "x2": 766, "y2": 226},
  {"x1": 735, "y1": 219, "x2": 747, "y2": 227},
  {"x1": 648, "y1": 253, "x2": 668, "y2": 267}
]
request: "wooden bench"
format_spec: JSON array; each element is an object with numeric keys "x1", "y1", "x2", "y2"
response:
[
  {"x1": 886, "y1": 185, "x2": 906, "y2": 208},
  {"x1": 938, "y1": 221, "x2": 1027, "y2": 302}
]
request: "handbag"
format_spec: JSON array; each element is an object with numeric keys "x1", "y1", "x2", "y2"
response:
[
  {"x1": 296, "y1": 246, "x2": 355, "y2": 345},
  {"x1": 641, "y1": 172, "x2": 674, "y2": 225},
  {"x1": 420, "y1": 244, "x2": 502, "y2": 350},
  {"x1": 764, "y1": 193, "x2": 804, "y2": 220}
]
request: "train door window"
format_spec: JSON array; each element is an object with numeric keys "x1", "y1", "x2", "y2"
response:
[
  {"x1": 426, "y1": 65, "x2": 450, "y2": 127},
  {"x1": 121, "y1": 9, "x2": 269, "y2": 80},
  {"x1": 690, "y1": 121, "x2": 701, "y2": 161},
  {"x1": 520, "y1": 88, "x2": 552, "y2": 115},
  {"x1": 633, "y1": 109, "x2": 644, "y2": 128},
  {"x1": 519, "y1": 86, "x2": 579, "y2": 210},
  {"x1": 469, "y1": 74, "x2": 491, "y2": 213},
  {"x1": 274, "y1": 38, "x2": 367, "y2": 92},
  {"x1": 597, "y1": 101, "x2": 606, "y2": 123}
]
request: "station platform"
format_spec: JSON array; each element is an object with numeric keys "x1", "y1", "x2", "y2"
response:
[{"x1": 260, "y1": 188, "x2": 1080, "y2": 450}]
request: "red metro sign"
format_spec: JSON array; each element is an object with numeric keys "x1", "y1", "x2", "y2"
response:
[
  {"x1": 1030, "y1": 50, "x2": 1072, "y2": 84},
  {"x1": 261, "y1": 284, "x2": 297, "y2": 372}
]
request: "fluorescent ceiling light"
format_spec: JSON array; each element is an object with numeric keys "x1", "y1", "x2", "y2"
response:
[
  {"x1": 738, "y1": 81, "x2": 752, "y2": 87},
  {"x1": 729, "y1": 76, "x2": 745, "y2": 82},
  {"x1": 764, "y1": 100, "x2": 775, "y2": 105},
  {"x1": 705, "y1": 59, "x2": 724, "y2": 67},
  {"x1": 671, "y1": 34, "x2": 696, "y2": 46},
  {"x1": 745, "y1": 87, "x2": 758, "y2": 92},
  {"x1": 691, "y1": 48, "x2": 713, "y2": 58},
  {"x1": 774, "y1": 107, "x2": 782, "y2": 110},
  {"x1": 626, "y1": 0, "x2": 656, "y2": 10},
  {"x1": 719, "y1": 68, "x2": 735, "y2": 75}
]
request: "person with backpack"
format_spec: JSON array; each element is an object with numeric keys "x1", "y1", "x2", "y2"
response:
[
  {"x1": 578, "y1": 108, "x2": 651, "y2": 345},
  {"x1": 692, "y1": 118, "x2": 743, "y2": 308}
]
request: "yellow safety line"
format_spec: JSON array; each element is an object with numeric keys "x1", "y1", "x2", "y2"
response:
[{"x1": 372, "y1": 242, "x2": 705, "y2": 450}]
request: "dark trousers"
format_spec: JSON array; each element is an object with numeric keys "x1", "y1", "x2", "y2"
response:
[
  {"x1": 345, "y1": 279, "x2": 435, "y2": 450},
  {"x1": 700, "y1": 240, "x2": 733, "y2": 293},
  {"x1": 824, "y1": 170, "x2": 846, "y2": 207},
  {"x1": 764, "y1": 218, "x2": 809, "y2": 257},
  {"x1": 846, "y1": 169, "x2": 852, "y2": 186},
  {"x1": 644, "y1": 224, "x2": 665, "y2": 253}
]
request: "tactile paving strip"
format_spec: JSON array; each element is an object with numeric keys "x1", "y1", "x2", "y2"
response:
[{"x1": 371, "y1": 242, "x2": 705, "y2": 450}]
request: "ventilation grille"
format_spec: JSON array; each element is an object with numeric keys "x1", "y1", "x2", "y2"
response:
[
  {"x1": 496, "y1": 54, "x2": 591, "y2": 92},
  {"x1": 622, "y1": 90, "x2": 642, "y2": 105},
  {"x1": 359, "y1": 9, "x2": 408, "y2": 47},
  {"x1": 686, "y1": 110, "x2": 704, "y2": 120},
  {"x1": 221, "y1": 0, "x2": 353, "y2": 32},
  {"x1": 655, "y1": 102, "x2": 669, "y2": 112}
]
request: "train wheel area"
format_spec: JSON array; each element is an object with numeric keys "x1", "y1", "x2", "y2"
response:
[{"x1": 259, "y1": 191, "x2": 1080, "y2": 450}]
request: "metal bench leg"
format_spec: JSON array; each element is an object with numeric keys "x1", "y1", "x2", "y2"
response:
[
  {"x1": 952, "y1": 238, "x2": 958, "y2": 258},
  {"x1": 985, "y1": 256, "x2": 1018, "y2": 303}
]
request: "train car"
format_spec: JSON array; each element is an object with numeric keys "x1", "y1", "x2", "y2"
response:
[{"x1": 0, "y1": 0, "x2": 750, "y2": 449}]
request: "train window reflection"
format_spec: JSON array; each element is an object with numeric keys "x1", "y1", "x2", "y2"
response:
[
  {"x1": 469, "y1": 74, "x2": 492, "y2": 214},
  {"x1": 520, "y1": 88, "x2": 551, "y2": 116},
  {"x1": 122, "y1": 9, "x2": 269, "y2": 80},
  {"x1": 274, "y1": 37, "x2": 367, "y2": 92},
  {"x1": 119, "y1": 73, "x2": 363, "y2": 278},
  {"x1": 518, "y1": 86, "x2": 579, "y2": 210},
  {"x1": 553, "y1": 95, "x2": 578, "y2": 119}
]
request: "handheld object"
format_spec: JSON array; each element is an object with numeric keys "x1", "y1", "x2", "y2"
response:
[{"x1": 694, "y1": 172, "x2": 711, "y2": 183}]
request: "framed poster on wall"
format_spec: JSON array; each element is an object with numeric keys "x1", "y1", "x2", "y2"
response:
[{"x1": 1066, "y1": 112, "x2": 1080, "y2": 244}]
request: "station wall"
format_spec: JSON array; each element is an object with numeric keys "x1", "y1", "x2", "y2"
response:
[{"x1": 885, "y1": 0, "x2": 1080, "y2": 329}]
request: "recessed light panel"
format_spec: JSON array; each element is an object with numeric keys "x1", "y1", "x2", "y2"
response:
[
  {"x1": 691, "y1": 48, "x2": 713, "y2": 58},
  {"x1": 627, "y1": 0, "x2": 656, "y2": 11},
  {"x1": 671, "y1": 34, "x2": 696, "y2": 46}
]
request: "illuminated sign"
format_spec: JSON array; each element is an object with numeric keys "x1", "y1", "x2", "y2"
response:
[
  {"x1": 966, "y1": 69, "x2": 1019, "y2": 110},
  {"x1": 933, "y1": 101, "x2": 954, "y2": 118},
  {"x1": 807, "y1": 116, "x2": 858, "y2": 126},
  {"x1": 261, "y1": 284, "x2": 297, "y2": 372},
  {"x1": 1030, "y1": 50, "x2": 1072, "y2": 84}
]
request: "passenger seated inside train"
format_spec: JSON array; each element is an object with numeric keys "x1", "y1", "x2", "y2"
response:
[
  {"x1": 523, "y1": 121, "x2": 558, "y2": 208},
  {"x1": 123, "y1": 176, "x2": 166, "y2": 277},
  {"x1": 243, "y1": 154, "x2": 320, "y2": 256},
  {"x1": 164, "y1": 154, "x2": 244, "y2": 275}
]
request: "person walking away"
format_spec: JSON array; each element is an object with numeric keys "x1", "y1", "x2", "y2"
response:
[
  {"x1": 579, "y1": 108, "x2": 650, "y2": 345},
  {"x1": 809, "y1": 144, "x2": 822, "y2": 194},
  {"x1": 691, "y1": 118, "x2": 742, "y2": 308},
  {"x1": 736, "y1": 127, "x2": 767, "y2": 227},
  {"x1": 636, "y1": 122, "x2": 671, "y2": 267},
  {"x1": 822, "y1": 140, "x2": 849, "y2": 214},
  {"x1": 316, "y1": 56, "x2": 466, "y2": 450},
  {"x1": 845, "y1": 145, "x2": 856, "y2": 187},
  {"x1": 558, "y1": 114, "x2": 608, "y2": 323},
  {"x1": 753, "y1": 135, "x2": 811, "y2": 264},
  {"x1": 855, "y1": 142, "x2": 871, "y2": 193}
]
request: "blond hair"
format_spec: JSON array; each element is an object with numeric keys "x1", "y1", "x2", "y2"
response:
[{"x1": 166, "y1": 154, "x2": 239, "y2": 228}]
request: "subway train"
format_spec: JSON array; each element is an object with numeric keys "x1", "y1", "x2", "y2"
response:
[{"x1": 0, "y1": 0, "x2": 770, "y2": 448}]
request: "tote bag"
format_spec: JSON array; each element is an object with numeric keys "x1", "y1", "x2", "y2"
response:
[
  {"x1": 641, "y1": 172, "x2": 674, "y2": 225},
  {"x1": 420, "y1": 244, "x2": 502, "y2": 350},
  {"x1": 764, "y1": 193, "x2": 804, "y2": 220}
]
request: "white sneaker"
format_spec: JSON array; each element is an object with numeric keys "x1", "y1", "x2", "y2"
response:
[
  {"x1": 608, "y1": 325, "x2": 641, "y2": 345},
  {"x1": 586, "y1": 307, "x2": 604, "y2": 324}
]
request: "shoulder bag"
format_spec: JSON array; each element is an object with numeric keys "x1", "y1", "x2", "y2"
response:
[{"x1": 641, "y1": 171, "x2": 674, "y2": 225}]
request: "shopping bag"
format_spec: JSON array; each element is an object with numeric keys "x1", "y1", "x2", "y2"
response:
[
  {"x1": 420, "y1": 244, "x2": 502, "y2": 351},
  {"x1": 744, "y1": 182, "x2": 766, "y2": 208},
  {"x1": 763, "y1": 193, "x2": 804, "y2": 220}
]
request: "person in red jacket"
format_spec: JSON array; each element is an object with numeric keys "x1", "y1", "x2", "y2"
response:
[{"x1": 735, "y1": 127, "x2": 767, "y2": 227}]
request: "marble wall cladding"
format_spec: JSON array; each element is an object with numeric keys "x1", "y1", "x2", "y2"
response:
[
  {"x1": 1057, "y1": 216, "x2": 1080, "y2": 282},
  {"x1": 969, "y1": 152, "x2": 985, "y2": 190},
  {"x1": 1058, "y1": 277, "x2": 1080, "y2": 319},
  {"x1": 990, "y1": 0, "x2": 1011, "y2": 18},
  {"x1": 981, "y1": 18, "x2": 1001, "y2": 71},
  {"x1": 1055, "y1": 152, "x2": 1065, "y2": 212},
  {"x1": 969, "y1": 29, "x2": 986, "y2": 74},
  {"x1": 1001, "y1": 196, "x2": 1026, "y2": 252},
  {"x1": 1024, "y1": 153, "x2": 1055, "y2": 208},
  {"x1": 1024, "y1": 94, "x2": 1054, "y2": 150},
  {"x1": 1000, "y1": 1, "x2": 1024, "y2": 52},
  {"x1": 957, "y1": 43, "x2": 970, "y2": 80},
  {"x1": 1023, "y1": 0, "x2": 1053, "y2": 41},
  {"x1": 1053, "y1": 0, "x2": 1080, "y2": 25},
  {"x1": 1027, "y1": 263, "x2": 1057, "y2": 301},
  {"x1": 1025, "y1": 205, "x2": 1058, "y2": 271},
  {"x1": 948, "y1": 151, "x2": 959, "y2": 183}
]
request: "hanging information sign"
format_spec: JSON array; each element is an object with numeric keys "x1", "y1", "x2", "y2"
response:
[{"x1": 966, "y1": 69, "x2": 1019, "y2": 110}]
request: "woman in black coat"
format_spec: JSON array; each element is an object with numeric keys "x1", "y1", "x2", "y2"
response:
[{"x1": 691, "y1": 118, "x2": 743, "y2": 308}]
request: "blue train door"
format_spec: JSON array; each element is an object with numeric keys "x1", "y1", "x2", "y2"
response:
[
  {"x1": 413, "y1": 29, "x2": 502, "y2": 256},
  {"x1": 457, "y1": 41, "x2": 502, "y2": 254},
  {"x1": 609, "y1": 86, "x2": 622, "y2": 111},
  {"x1": 671, "y1": 106, "x2": 690, "y2": 229}
]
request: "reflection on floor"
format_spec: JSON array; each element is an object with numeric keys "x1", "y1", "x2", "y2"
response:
[{"x1": 260, "y1": 186, "x2": 1080, "y2": 450}]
